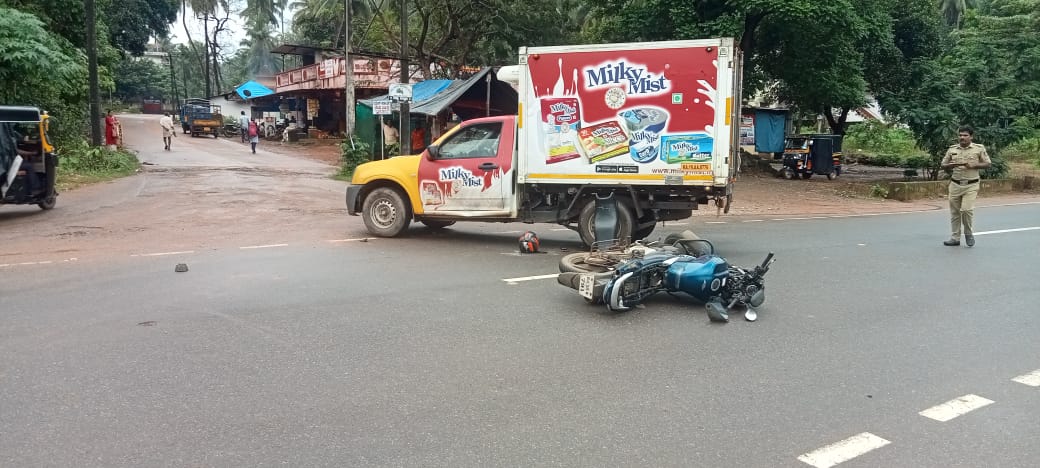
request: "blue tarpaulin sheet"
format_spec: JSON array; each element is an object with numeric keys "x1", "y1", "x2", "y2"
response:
[
  {"x1": 754, "y1": 110, "x2": 787, "y2": 153},
  {"x1": 236, "y1": 81, "x2": 274, "y2": 100}
]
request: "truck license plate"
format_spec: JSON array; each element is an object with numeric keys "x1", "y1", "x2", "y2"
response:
[
  {"x1": 203, "y1": 127, "x2": 210, "y2": 131},
  {"x1": 578, "y1": 274, "x2": 595, "y2": 300}
]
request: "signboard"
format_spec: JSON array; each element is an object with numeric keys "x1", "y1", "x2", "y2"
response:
[
  {"x1": 388, "y1": 83, "x2": 413, "y2": 102},
  {"x1": 373, "y1": 100, "x2": 392, "y2": 115},
  {"x1": 740, "y1": 114, "x2": 755, "y2": 146}
]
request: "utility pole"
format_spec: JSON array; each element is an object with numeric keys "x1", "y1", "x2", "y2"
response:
[
  {"x1": 343, "y1": 0, "x2": 355, "y2": 138},
  {"x1": 398, "y1": 0, "x2": 410, "y2": 152},
  {"x1": 85, "y1": 0, "x2": 101, "y2": 146}
]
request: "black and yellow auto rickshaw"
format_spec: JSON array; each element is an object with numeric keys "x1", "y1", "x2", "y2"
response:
[
  {"x1": 780, "y1": 134, "x2": 843, "y2": 180},
  {"x1": 1, "y1": 106, "x2": 59, "y2": 210}
]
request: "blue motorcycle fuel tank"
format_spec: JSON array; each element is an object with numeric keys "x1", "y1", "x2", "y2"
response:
[{"x1": 664, "y1": 256, "x2": 730, "y2": 302}]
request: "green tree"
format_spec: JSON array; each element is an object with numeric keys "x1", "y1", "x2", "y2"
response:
[
  {"x1": 0, "y1": 7, "x2": 90, "y2": 143},
  {"x1": 879, "y1": 0, "x2": 1040, "y2": 179},
  {"x1": 586, "y1": 0, "x2": 935, "y2": 134}
]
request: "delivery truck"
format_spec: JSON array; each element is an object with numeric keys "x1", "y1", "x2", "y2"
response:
[{"x1": 346, "y1": 38, "x2": 743, "y2": 246}]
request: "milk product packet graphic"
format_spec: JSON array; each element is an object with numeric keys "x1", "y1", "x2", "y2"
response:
[
  {"x1": 540, "y1": 97, "x2": 582, "y2": 164},
  {"x1": 660, "y1": 133, "x2": 714, "y2": 163},
  {"x1": 577, "y1": 121, "x2": 630, "y2": 163},
  {"x1": 618, "y1": 107, "x2": 668, "y2": 163}
]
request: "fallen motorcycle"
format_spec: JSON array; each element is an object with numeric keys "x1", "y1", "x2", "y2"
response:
[{"x1": 558, "y1": 239, "x2": 776, "y2": 322}]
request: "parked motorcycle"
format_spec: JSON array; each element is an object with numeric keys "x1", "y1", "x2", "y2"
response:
[{"x1": 558, "y1": 239, "x2": 776, "y2": 322}]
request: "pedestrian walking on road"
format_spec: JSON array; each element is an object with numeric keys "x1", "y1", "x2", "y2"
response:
[
  {"x1": 239, "y1": 111, "x2": 250, "y2": 143},
  {"x1": 159, "y1": 112, "x2": 176, "y2": 151},
  {"x1": 248, "y1": 120, "x2": 259, "y2": 154},
  {"x1": 941, "y1": 125, "x2": 991, "y2": 247}
]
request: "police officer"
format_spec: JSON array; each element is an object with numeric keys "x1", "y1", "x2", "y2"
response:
[{"x1": 940, "y1": 126, "x2": 991, "y2": 247}]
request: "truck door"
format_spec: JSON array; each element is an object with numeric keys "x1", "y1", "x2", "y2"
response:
[{"x1": 416, "y1": 120, "x2": 514, "y2": 214}]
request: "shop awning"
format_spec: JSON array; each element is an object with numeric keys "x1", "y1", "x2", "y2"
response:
[
  {"x1": 359, "y1": 68, "x2": 516, "y2": 117},
  {"x1": 236, "y1": 81, "x2": 274, "y2": 100}
]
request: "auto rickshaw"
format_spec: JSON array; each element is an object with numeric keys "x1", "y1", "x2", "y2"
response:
[
  {"x1": 780, "y1": 134, "x2": 843, "y2": 180},
  {"x1": 1, "y1": 106, "x2": 59, "y2": 210}
]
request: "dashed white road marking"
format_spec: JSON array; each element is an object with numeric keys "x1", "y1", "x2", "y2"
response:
[
  {"x1": 131, "y1": 250, "x2": 195, "y2": 257},
  {"x1": 494, "y1": 230, "x2": 525, "y2": 234},
  {"x1": 1, "y1": 261, "x2": 49, "y2": 267},
  {"x1": 797, "y1": 432, "x2": 891, "y2": 468},
  {"x1": 239, "y1": 244, "x2": 289, "y2": 250},
  {"x1": 502, "y1": 273, "x2": 559, "y2": 285},
  {"x1": 974, "y1": 226, "x2": 1040, "y2": 236},
  {"x1": 705, "y1": 221, "x2": 727, "y2": 224},
  {"x1": 550, "y1": 228, "x2": 572, "y2": 231},
  {"x1": 327, "y1": 238, "x2": 374, "y2": 243},
  {"x1": 742, "y1": 219, "x2": 765, "y2": 223},
  {"x1": 918, "y1": 394, "x2": 994, "y2": 422},
  {"x1": 1012, "y1": 369, "x2": 1040, "y2": 387}
]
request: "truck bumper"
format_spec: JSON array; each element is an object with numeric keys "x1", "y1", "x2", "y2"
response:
[{"x1": 346, "y1": 185, "x2": 362, "y2": 215}]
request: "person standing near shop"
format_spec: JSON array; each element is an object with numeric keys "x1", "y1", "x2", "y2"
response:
[
  {"x1": 239, "y1": 111, "x2": 250, "y2": 143},
  {"x1": 381, "y1": 119, "x2": 399, "y2": 157},
  {"x1": 941, "y1": 126, "x2": 991, "y2": 247}
]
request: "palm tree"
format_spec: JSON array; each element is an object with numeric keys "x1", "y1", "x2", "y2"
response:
[{"x1": 289, "y1": 0, "x2": 373, "y2": 49}]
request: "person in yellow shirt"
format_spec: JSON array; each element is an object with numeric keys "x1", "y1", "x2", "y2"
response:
[{"x1": 940, "y1": 126, "x2": 991, "y2": 247}]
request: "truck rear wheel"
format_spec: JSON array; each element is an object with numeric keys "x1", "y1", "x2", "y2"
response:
[
  {"x1": 362, "y1": 187, "x2": 411, "y2": 237},
  {"x1": 577, "y1": 198, "x2": 635, "y2": 248}
]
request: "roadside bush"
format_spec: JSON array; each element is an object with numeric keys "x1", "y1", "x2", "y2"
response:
[
  {"x1": 339, "y1": 138, "x2": 372, "y2": 179},
  {"x1": 1001, "y1": 135, "x2": 1040, "y2": 162},
  {"x1": 903, "y1": 155, "x2": 931, "y2": 169},
  {"x1": 869, "y1": 183, "x2": 890, "y2": 199},
  {"x1": 59, "y1": 140, "x2": 139, "y2": 174},
  {"x1": 844, "y1": 121, "x2": 920, "y2": 157},
  {"x1": 981, "y1": 154, "x2": 1010, "y2": 179}
]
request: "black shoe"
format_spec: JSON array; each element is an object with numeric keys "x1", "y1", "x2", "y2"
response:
[
  {"x1": 965, "y1": 235, "x2": 975, "y2": 247},
  {"x1": 943, "y1": 239, "x2": 960, "y2": 246}
]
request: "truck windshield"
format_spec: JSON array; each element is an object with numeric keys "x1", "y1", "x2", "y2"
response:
[{"x1": 438, "y1": 123, "x2": 502, "y2": 159}]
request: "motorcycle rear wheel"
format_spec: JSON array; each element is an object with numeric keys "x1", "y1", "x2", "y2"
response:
[{"x1": 559, "y1": 252, "x2": 618, "y2": 275}]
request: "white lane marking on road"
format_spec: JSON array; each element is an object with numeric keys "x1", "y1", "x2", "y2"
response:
[
  {"x1": 797, "y1": 432, "x2": 891, "y2": 468},
  {"x1": 918, "y1": 394, "x2": 994, "y2": 422},
  {"x1": 1, "y1": 260, "x2": 56, "y2": 267},
  {"x1": 494, "y1": 230, "x2": 525, "y2": 234},
  {"x1": 1012, "y1": 369, "x2": 1040, "y2": 387},
  {"x1": 743, "y1": 219, "x2": 765, "y2": 223},
  {"x1": 705, "y1": 221, "x2": 727, "y2": 224},
  {"x1": 502, "y1": 273, "x2": 559, "y2": 285},
  {"x1": 131, "y1": 250, "x2": 195, "y2": 257},
  {"x1": 239, "y1": 244, "x2": 289, "y2": 250},
  {"x1": 974, "y1": 226, "x2": 1040, "y2": 236},
  {"x1": 327, "y1": 238, "x2": 374, "y2": 243},
  {"x1": 551, "y1": 228, "x2": 571, "y2": 231}
]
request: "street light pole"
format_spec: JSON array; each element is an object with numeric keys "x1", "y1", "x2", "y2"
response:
[
  {"x1": 343, "y1": 0, "x2": 355, "y2": 138},
  {"x1": 398, "y1": 0, "x2": 410, "y2": 153}
]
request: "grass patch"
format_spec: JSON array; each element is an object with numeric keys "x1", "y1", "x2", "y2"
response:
[{"x1": 56, "y1": 140, "x2": 140, "y2": 191}]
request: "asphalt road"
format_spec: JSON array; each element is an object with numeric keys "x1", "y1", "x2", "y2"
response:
[{"x1": 2, "y1": 118, "x2": 1039, "y2": 467}]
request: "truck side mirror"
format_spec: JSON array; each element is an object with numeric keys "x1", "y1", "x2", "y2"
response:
[{"x1": 426, "y1": 145, "x2": 440, "y2": 160}]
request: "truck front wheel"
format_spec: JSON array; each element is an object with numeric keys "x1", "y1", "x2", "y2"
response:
[
  {"x1": 578, "y1": 198, "x2": 635, "y2": 248},
  {"x1": 362, "y1": 187, "x2": 411, "y2": 237}
]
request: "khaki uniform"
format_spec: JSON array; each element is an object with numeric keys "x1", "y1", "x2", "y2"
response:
[{"x1": 940, "y1": 142, "x2": 991, "y2": 238}]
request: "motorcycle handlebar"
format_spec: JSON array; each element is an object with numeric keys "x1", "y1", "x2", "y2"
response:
[{"x1": 757, "y1": 252, "x2": 775, "y2": 273}]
